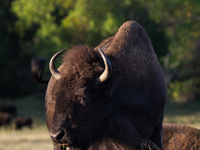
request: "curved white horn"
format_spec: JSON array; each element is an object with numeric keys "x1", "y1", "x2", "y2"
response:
[
  {"x1": 49, "y1": 49, "x2": 65, "y2": 80},
  {"x1": 96, "y1": 47, "x2": 112, "y2": 84}
]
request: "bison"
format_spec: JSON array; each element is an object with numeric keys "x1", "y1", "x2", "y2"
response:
[
  {"x1": 0, "y1": 112, "x2": 11, "y2": 127},
  {"x1": 162, "y1": 123, "x2": 200, "y2": 150},
  {"x1": 0, "y1": 104, "x2": 17, "y2": 117},
  {"x1": 14, "y1": 117, "x2": 33, "y2": 130},
  {"x1": 32, "y1": 21, "x2": 166, "y2": 150}
]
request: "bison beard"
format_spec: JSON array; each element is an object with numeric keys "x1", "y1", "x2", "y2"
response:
[{"x1": 32, "y1": 21, "x2": 166, "y2": 150}]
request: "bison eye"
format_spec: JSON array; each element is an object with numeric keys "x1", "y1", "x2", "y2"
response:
[{"x1": 79, "y1": 97, "x2": 89, "y2": 105}]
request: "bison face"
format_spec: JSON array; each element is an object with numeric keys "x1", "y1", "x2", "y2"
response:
[
  {"x1": 47, "y1": 46, "x2": 118, "y2": 148},
  {"x1": 50, "y1": 82, "x2": 112, "y2": 147}
]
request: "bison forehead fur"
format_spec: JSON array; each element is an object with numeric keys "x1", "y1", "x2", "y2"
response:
[
  {"x1": 60, "y1": 45, "x2": 105, "y2": 89},
  {"x1": 33, "y1": 20, "x2": 167, "y2": 150}
]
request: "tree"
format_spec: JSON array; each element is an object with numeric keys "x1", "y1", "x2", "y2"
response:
[
  {"x1": 11, "y1": 0, "x2": 168, "y2": 57},
  {"x1": 141, "y1": 0, "x2": 200, "y2": 102},
  {"x1": 0, "y1": 0, "x2": 23, "y2": 97},
  {"x1": 0, "y1": 0, "x2": 169, "y2": 98}
]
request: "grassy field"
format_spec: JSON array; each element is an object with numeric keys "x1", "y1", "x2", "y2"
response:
[
  {"x1": 0, "y1": 126, "x2": 52, "y2": 150},
  {"x1": 0, "y1": 96, "x2": 53, "y2": 150},
  {"x1": 163, "y1": 100, "x2": 200, "y2": 129},
  {"x1": 0, "y1": 97, "x2": 200, "y2": 150}
]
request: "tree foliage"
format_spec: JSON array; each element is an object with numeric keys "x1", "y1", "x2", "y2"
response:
[
  {"x1": 140, "y1": 0, "x2": 200, "y2": 102},
  {"x1": 0, "y1": 0, "x2": 32, "y2": 97},
  {"x1": 11, "y1": 0, "x2": 167, "y2": 57},
  {"x1": 1, "y1": 0, "x2": 200, "y2": 101}
]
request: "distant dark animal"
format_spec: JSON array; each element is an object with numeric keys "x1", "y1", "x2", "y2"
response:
[
  {"x1": 32, "y1": 21, "x2": 166, "y2": 150},
  {"x1": 0, "y1": 104, "x2": 17, "y2": 116},
  {"x1": 162, "y1": 123, "x2": 200, "y2": 150},
  {"x1": 14, "y1": 117, "x2": 33, "y2": 130},
  {"x1": 0, "y1": 112, "x2": 11, "y2": 127}
]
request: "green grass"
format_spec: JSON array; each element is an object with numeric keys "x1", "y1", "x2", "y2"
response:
[
  {"x1": 0, "y1": 96, "x2": 53, "y2": 150},
  {"x1": 0, "y1": 97, "x2": 200, "y2": 150},
  {"x1": 163, "y1": 100, "x2": 200, "y2": 129}
]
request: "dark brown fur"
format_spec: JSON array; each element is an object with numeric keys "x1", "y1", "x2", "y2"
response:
[
  {"x1": 33, "y1": 21, "x2": 166, "y2": 150},
  {"x1": 0, "y1": 112, "x2": 11, "y2": 127},
  {"x1": 162, "y1": 123, "x2": 200, "y2": 150},
  {"x1": 14, "y1": 117, "x2": 33, "y2": 130}
]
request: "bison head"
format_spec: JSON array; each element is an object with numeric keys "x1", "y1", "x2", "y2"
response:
[{"x1": 47, "y1": 45, "x2": 118, "y2": 148}]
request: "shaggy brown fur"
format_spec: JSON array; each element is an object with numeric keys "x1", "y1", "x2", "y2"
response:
[
  {"x1": 162, "y1": 123, "x2": 200, "y2": 150},
  {"x1": 0, "y1": 112, "x2": 11, "y2": 127},
  {"x1": 14, "y1": 117, "x2": 33, "y2": 130},
  {"x1": 60, "y1": 45, "x2": 104, "y2": 87},
  {"x1": 32, "y1": 21, "x2": 166, "y2": 150}
]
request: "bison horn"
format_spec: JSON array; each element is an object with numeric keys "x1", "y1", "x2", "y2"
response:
[
  {"x1": 49, "y1": 49, "x2": 65, "y2": 80},
  {"x1": 96, "y1": 47, "x2": 112, "y2": 84}
]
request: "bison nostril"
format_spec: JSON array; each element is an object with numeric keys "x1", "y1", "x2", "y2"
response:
[
  {"x1": 56, "y1": 130, "x2": 65, "y2": 142},
  {"x1": 50, "y1": 130, "x2": 65, "y2": 143}
]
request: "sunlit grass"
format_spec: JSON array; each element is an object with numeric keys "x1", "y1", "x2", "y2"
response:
[{"x1": 0, "y1": 126, "x2": 52, "y2": 150}]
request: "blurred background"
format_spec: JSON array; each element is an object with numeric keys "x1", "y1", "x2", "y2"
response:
[{"x1": 0, "y1": 0, "x2": 200, "y2": 149}]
